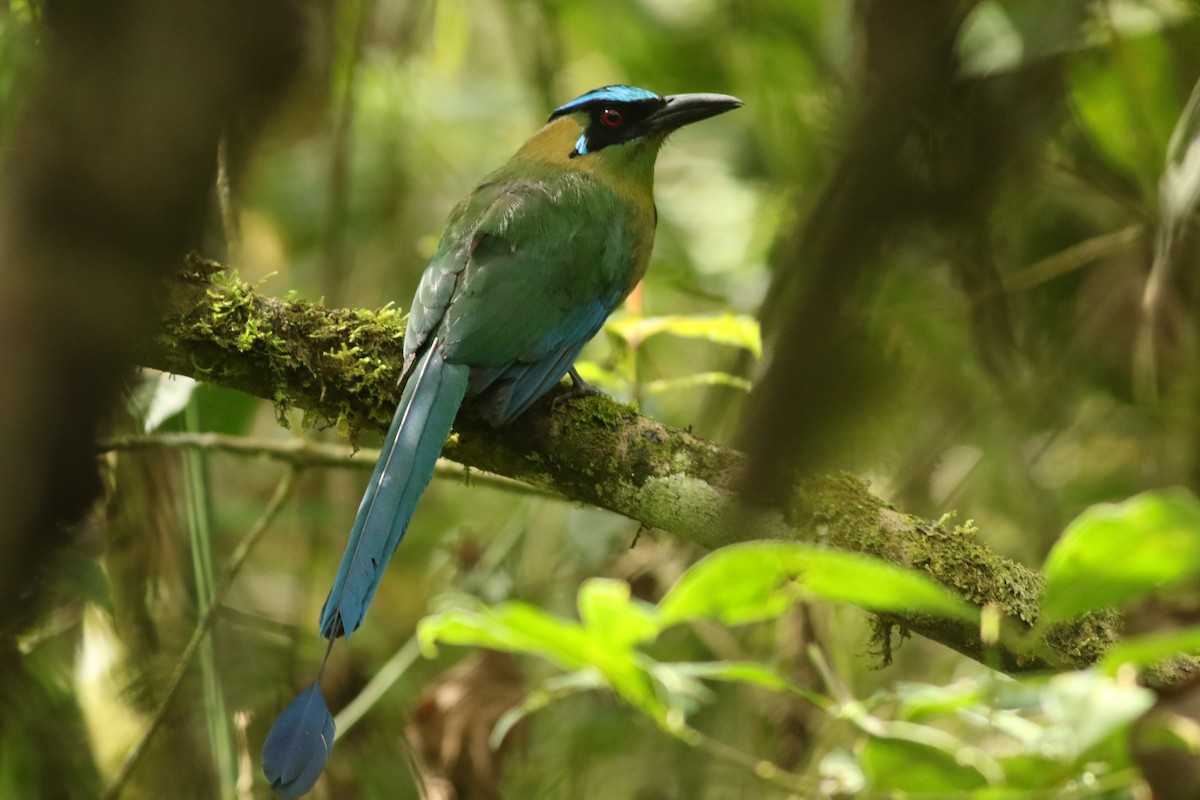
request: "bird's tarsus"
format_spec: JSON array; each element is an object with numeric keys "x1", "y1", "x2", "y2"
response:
[{"x1": 553, "y1": 367, "x2": 602, "y2": 410}]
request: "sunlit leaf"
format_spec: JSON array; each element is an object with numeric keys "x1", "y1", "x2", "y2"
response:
[
  {"x1": 658, "y1": 542, "x2": 977, "y2": 628},
  {"x1": 576, "y1": 578, "x2": 660, "y2": 651},
  {"x1": 606, "y1": 313, "x2": 762, "y2": 357},
  {"x1": 418, "y1": 600, "x2": 592, "y2": 672},
  {"x1": 1040, "y1": 489, "x2": 1200, "y2": 624},
  {"x1": 1069, "y1": 30, "x2": 1180, "y2": 187},
  {"x1": 419, "y1": 595, "x2": 665, "y2": 719},
  {"x1": 644, "y1": 372, "x2": 752, "y2": 395}
]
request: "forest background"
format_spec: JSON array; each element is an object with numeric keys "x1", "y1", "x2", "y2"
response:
[{"x1": 3, "y1": 1, "x2": 1200, "y2": 798}]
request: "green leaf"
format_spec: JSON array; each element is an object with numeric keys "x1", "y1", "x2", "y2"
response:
[
  {"x1": 893, "y1": 680, "x2": 988, "y2": 722},
  {"x1": 657, "y1": 543, "x2": 805, "y2": 627},
  {"x1": 643, "y1": 372, "x2": 752, "y2": 395},
  {"x1": 576, "y1": 578, "x2": 660, "y2": 651},
  {"x1": 859, "y1": 736, "x2": 990, "y2": 793},
  {"x1": 1069, "y1": 29, "x2": 1181, "y2": 188},
  {"x1": 995, "y1": 754, "x2": 1079, "y2": 790},
  {"x1": 418, "y1": 600, "x2": 592, "y2": 672},
  {"x1": 1040, "y1": 488, "x2": 1200, "y2": 624},
  {"x1": 796, "y1": 549, "x2": 978, "y2": 621},
  {"x1": 605, "y1": 313, "x2": 762, "y2": 357},
  {"x1": 419, "y1": 593, "x2": 666, "y2": 721},
  {"x1": 658, "y1": 542, "x2": 977, "y2": 628},
  {"x1": 1100, "y1": 626, "x2": 1200, "y2": 675},
  {"x1": 1037, "y1": 671, "x2": 1154, "y2": 755}
]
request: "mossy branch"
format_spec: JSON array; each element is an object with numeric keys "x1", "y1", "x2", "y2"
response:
[{"x1": 141, "y1": 258, "x2": 1120, "y2": 675}]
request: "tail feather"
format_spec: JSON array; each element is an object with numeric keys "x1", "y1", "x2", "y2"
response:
[{"x1": 319, "y1": 344, "x2": 469, "y2": 638}]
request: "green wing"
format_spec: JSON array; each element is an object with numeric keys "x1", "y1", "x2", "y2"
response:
[{"x1": 404, "y1": 169, "x2": 641, "y2": 424}]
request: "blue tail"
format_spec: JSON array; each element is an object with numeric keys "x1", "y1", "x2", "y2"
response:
[{"x1": 319, "y1": 343, "x2": 469, "y2": 639}]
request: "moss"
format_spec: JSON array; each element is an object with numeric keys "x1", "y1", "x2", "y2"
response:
[
  {"x1": 147, "y1": 262, "x2": 1136, "y2": 678},
  {"x1": 325, "y1": 342, "x2": 395, "y2": 395},
  {"x1": 782, "y1": 470, "x2": 1123, "y2": 670},
  {"x1": 626, "y1": 426, "x2": 668, "y2": 488},
  {"x1": 157, "y1": 267, "x2": 409, "y2": 443},
  {"x1": 570, "y1": 393, "x2": 638, "y2": 429},
  {"x1": 787, "y1": 473, "x2": 887, "y2": 547}
]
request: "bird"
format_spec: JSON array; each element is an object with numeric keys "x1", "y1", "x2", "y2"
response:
[{"x1": 263, "y1": 85, "x2": 742, "y2": 798}]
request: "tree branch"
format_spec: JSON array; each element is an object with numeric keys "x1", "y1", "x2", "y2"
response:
[{"x1": 140, "y1": 258, "x2": 1121, "y2": 675}]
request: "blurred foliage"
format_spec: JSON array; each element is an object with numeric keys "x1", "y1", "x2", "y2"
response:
[{"x1": 5, "y1": 0, "x2": 1200, "y2": 797}]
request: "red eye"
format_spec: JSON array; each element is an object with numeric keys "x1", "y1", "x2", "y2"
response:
[{"x1": 601, "y1": 109, "x2": 623, "y2": 127}]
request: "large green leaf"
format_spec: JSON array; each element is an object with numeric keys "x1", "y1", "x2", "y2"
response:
[
  {"x1": 1040, "y1": 489, "x2": 1200, "y2": 625},
  {"x1": 658, "y1": 542, "x2": 977, "y2": 627},
  {"x1": 657, "y1": 542, "x2": 804, "y2": 627}
]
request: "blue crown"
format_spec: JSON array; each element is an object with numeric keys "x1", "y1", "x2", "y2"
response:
[{"x1": 549, "y1": 85, "x2": 662, "y2": 121}]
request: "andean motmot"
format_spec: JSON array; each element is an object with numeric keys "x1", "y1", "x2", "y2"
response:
[{"x1": 263, "y1": 85, "x2": 743, "y2": 797}]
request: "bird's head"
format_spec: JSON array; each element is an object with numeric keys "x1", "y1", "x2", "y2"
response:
[{"x1": 517, "y1": 85, "x2": 742, "y2": 174}]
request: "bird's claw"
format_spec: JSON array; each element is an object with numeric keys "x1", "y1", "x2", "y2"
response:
[{"x1": 552, "y1": 367, "x2": 602, "y2": 411}]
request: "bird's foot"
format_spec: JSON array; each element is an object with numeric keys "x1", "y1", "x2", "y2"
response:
[{"x1": 552, "y1": 367, "x2": 602, "y2": 411}]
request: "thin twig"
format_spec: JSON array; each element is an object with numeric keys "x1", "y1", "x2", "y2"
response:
[
  {"x1": 216, "y1": 133, "x2": 242, "y2": 267},
  {"x1": 333, "y1": 635, "x2": 422, "y2": 737},
  {"x1": 98, "y1": 432, "x2": 560, "y2": 499},
  {"x1": 101, "y1": 468, "x2": 297, "y2": 800}
]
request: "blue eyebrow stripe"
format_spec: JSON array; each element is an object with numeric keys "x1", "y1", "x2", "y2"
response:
[
  {"x1": 572, "y1": 133, "x2": 589, "y2": 157},
  {"x1": 552, "y1": 85, "x2": 662, "y2": 118}
]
